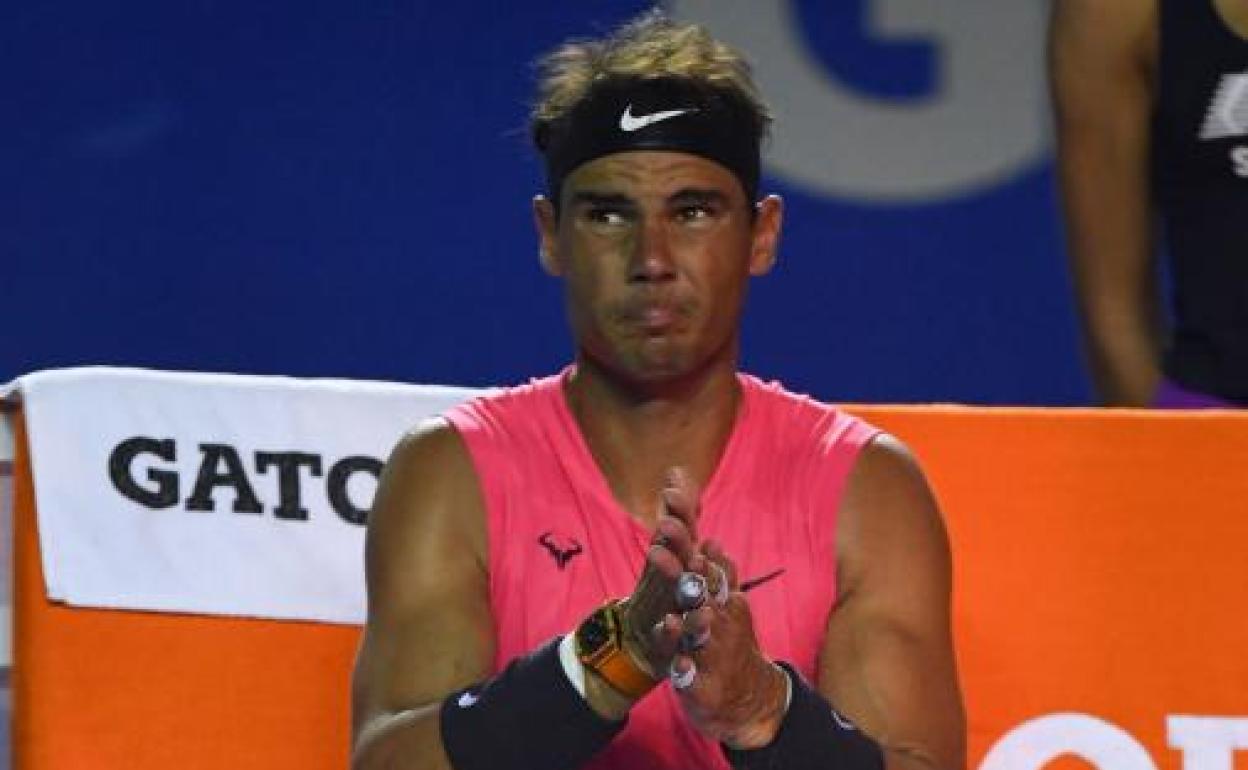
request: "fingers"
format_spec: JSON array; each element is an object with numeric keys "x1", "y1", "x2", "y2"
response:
[
  {"x1": 647, "y1": 516, "x2": 696, "y2": 579},
  {"x1": 627, "y1": 560, "x2": 681, "y2": 641},
  {"x1": 675, "y1": 571, "x2": 708, "y2": 611},
  {"x1": 628, "y1": 469, "x2": 735, "y2": 670},
  {"x1": 669, "y1": 654, "x2": 697, "y2": 691},
  {"x1": 645, "y1": 467, "x2": 712, "y2": 581},
  {"x1": 700, "y1": 539, "x2": 739, "y2": 592},
  {"x1": 629, "y1": 525, "x2": 715, "y2": 649},
  {"x1": 668, "y1": 538, "x2": 737, "y2": 616},
  {"x1": 661, "y1": 467, "x2": 701, "y2": 543},
  {"x1": 678, "y1": 605, "x2": 714, "y2": 653},
  {"x1": 648, "y1": 604, "x2": 713, "y2": 673},
  {"x1": 650, "y1": 607, "x2": 713, "y2": 651},
  {"x1": 664, "y1": 604, "x2": 712, "y2": 692},
  {"x1": 683, "y1": 540, "x2": 735, "y2": 609},
  {"x1": 707, "y1": 563, "x2": 730, "y2": 607},
  {"x1": 667, "y1": 596, "x2": 772, "y2": 742}
]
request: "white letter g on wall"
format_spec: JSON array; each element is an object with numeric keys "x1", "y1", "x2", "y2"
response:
[{"x1": 667, "y1": 0, "x2": 1050, "y2": 204}]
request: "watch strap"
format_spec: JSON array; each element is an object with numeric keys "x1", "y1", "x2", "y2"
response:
[{"x1": 576, "y1": 600, "x2": 658, "y2": 700}]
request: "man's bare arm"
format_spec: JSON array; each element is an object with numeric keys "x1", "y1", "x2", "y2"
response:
[
  {"x1": 1051, "y1": 0, "x2": 1161, "y2": 406},
  {"x1": 351, "y1": 419, "x2": 494, "y2": 770},
  {"x1": 820, "y1": 435, "x2": 965, "y2": 770},
  {"x1": 351, "y1": 426, "x2": 713, "y2": 769}
]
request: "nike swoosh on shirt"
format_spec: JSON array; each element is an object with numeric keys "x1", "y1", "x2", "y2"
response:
[
  {"x1": 457, "y1": 691, "x2": 479, "y2": 708},
  {"x1": 740, "y1": 567, "x2": 786, "y2": 593},
  {"x1": 619, "y1": 104, "x2": 696, "y2": 132}
]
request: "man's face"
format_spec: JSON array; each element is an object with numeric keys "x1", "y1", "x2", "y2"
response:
[{"x1": 534, "y1": 150, "x2": 782, "y2": 385}]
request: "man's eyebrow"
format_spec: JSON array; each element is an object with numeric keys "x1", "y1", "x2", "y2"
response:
[
  {"x1": 669, "y1": 188, "x2": 730, "y2": 206},
  {"x1": 568, "y1": 191, "x2": 635, "y2": 208}
]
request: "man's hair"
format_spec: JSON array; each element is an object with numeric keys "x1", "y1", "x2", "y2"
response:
[{"x1": 530, "y1": 10, "x2": 772, "y2": 151}]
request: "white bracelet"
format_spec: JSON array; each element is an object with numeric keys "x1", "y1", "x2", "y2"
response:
[
  {"x1": 558, "y1": 633, "x2": 588, "y2": 699},
  {"x1": 776, "y1": 661, "x2": 794, "y2": 714}
]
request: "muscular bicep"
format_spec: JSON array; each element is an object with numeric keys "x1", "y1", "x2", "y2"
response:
[
  {"x1": 819, "y1": 436, "x2": 965, "y2": 770},
  {"x1": 351, "y1": 419, "x2": 494, "y2": 756}
]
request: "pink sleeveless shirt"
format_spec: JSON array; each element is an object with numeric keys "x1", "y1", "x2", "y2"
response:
[{"x1": 445, "y1": 370, "x2": 879, "y2": 770}]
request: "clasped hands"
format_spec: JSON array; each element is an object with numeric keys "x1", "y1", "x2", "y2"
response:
[{"x1": 621, "y1": 468, "x2": 790, "y2": 749}]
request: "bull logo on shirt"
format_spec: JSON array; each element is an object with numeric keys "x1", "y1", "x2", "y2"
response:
[{"x1": 538, "y1": 531, "x2": 584, "y2": 570}]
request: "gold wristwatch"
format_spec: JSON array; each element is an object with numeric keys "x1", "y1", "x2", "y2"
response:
[{"x1": 574, "y1": 599, "x2": 658, "y2": 700}]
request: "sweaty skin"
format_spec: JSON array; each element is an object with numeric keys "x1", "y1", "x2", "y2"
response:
[
  {"x1": 350, "y1": 151, "x2": 965, "y2": 770},
  {"x1": 1050, "y1": 0, "x2": 1248, "y2": 405}
]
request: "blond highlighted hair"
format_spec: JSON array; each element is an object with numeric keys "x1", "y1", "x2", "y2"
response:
[{"x1": 531, "y1": 10, "x2": 771, "y2": 146}]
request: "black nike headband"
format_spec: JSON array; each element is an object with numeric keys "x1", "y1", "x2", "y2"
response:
[{"x1": 534, "y1": 76, "x2": 763, "y2": 205}]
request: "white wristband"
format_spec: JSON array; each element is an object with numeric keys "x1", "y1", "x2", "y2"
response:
[
  {"x1": 777, "y1": 661, "x2": 794, "y2": 713},
  {"x1": 558, "y1": 633, "x2": 588, "y2": 699}
]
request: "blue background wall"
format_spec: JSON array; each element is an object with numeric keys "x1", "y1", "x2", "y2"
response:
[{"x1": 5, "y1": 1, "x2": 1089, "y2": 404}]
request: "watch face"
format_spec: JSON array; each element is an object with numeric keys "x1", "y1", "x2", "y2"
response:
[{"x1": 577, "y1": 608, "x2": 613, "y2": 654}]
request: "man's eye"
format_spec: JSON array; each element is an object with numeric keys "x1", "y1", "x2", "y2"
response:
[
  {"x1": 677, "y1": 205, "x2": 714, "y2": 223},
  {"x1": 587, "y1": 208, "x2": 628, "y2": 226}
]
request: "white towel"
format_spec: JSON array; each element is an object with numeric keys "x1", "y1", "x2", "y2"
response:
[{"x1": 2, "y1": 367, "x2": 481, "y2": 624}]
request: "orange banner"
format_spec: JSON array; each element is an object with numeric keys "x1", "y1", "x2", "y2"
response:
[
  {"x1": 856, "y1": 406, "x2": 1248, "y2": 770},
  {"x1": 12, "y1": 406, "x2": 1248, "y2": 769}
]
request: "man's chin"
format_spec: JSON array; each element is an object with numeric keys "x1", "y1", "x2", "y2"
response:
[
  {"x1": 625, "y1": 344, "x2": 693, "y2": 379},
  {"x1": 582, "y1": 336, "x2": 730, "y2": 389},
  {"x1": 613, "y1": 353, "x2": 707, "y2": 391}
]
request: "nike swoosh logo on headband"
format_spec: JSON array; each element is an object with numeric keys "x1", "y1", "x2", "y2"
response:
[{"x1": 619, "y1": 104, "x2": 696, "y2": 132}]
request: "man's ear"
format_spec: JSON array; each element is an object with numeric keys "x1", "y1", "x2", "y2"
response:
[
  {"x1": 533, "y1": 195, "x2": 561, "y2": 276},
  {"x1": 749, "y1": 195, "x2": 783, "y2": 276}
]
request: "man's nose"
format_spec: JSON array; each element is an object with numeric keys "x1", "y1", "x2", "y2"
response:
[{"x1": 629, "y1": 218, "x2": 676, "y2": 283}]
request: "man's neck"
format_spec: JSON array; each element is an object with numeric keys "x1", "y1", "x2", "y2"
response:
[{"x1": 564, "y1": 356, "x2": 743, "y2": 529}]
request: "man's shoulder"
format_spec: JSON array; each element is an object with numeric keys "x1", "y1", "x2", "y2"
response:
[
  {"x1": 386, "y1": 417, "x2": 474, "y2": 481},
  {"x1": 738, "y1": 371, "x2": 831, "y2": 410},
  {"x1": 738, "y1": 371, "x2": 879, "y2": 446},
  {"x1": 443, "y1": 371, "x2": 565, "y2": 435}
]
